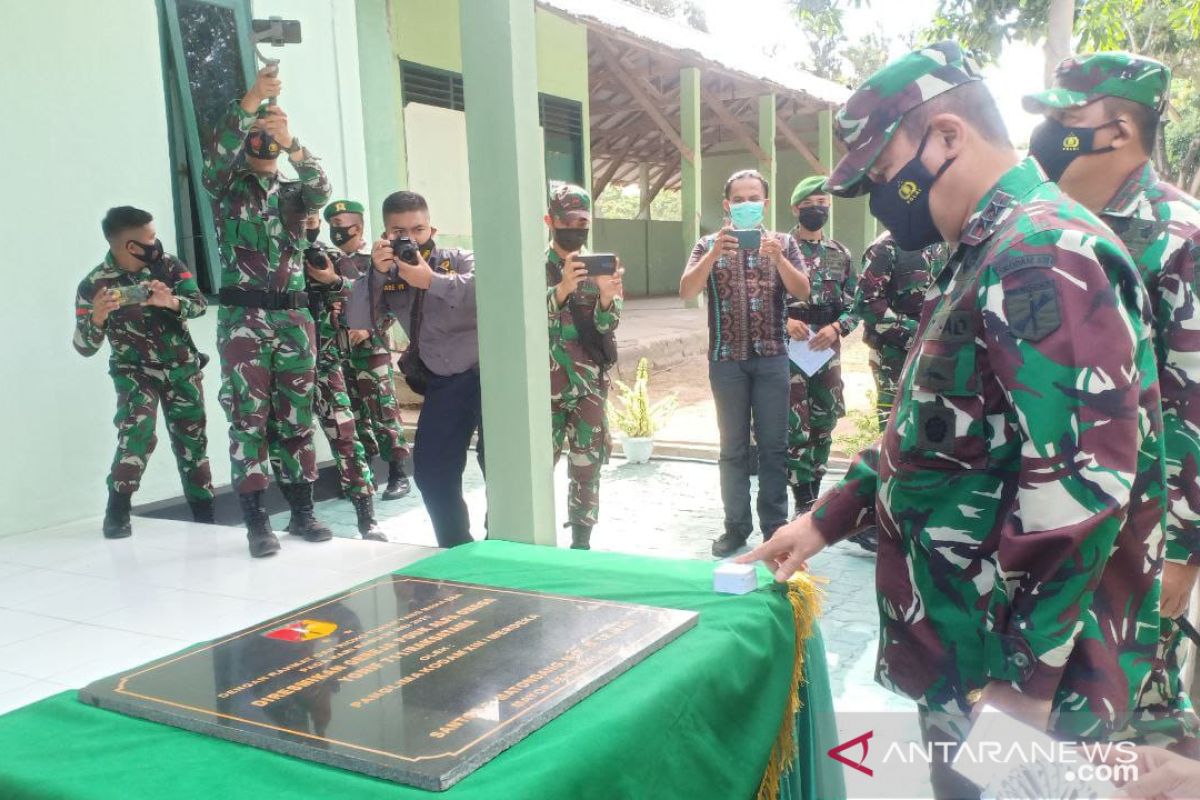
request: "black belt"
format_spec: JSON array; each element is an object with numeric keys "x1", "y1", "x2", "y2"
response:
[{"x1": 219, "y1": 287, "x2": 309, "y2": 310}]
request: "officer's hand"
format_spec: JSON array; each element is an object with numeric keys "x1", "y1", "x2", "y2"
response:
[
  {"x1": 556, "y1": 255, "x2": 589, "y2": 305},
  {"x1": 597, "y1": 264, "x2": 625, "y2": 309},
  {"x1": 710, "y1": 227, "x2": 738, "y2": 261},
  {"x1": 972, "y1": 682, "x2": 1053, "y2": 732},
  {"x1": 349, "y1": 329, "x2": 371, "y2": 347},
  {"x1": 810, "y1": 324, "x2": 839, "y2": 350},
  {"x1": 145, "y1": 280, "x2": 181, "y2": 312},
  {"x1": 260, "y1": 106, "x2": 293, "y2": 150},
  {"x1": 243, "y1": 65, "x2": 282, "y2": 110},
  {"x1": 371, "y1": 237, "x2": 397, "y2": 273},
  {"x1": 760, "y1": 235, "x2": 783, "y2": 267},
  {"x1": 735, "y1": 513, "x2": 825, "y2": 581},
  {"x1": 1161, "y1": 562, "x2": 1200, "y2": 619},
  {"x1": 306, "y1": 252, "x2": 339, "y2": 286},
  {"x1": 1113, "y1": 746, "x2": 1200, "y2": 799},
  {"x1": 397, "y1": 249, "x2": 434, "y2": 290},
  {"x1": 91, "y1": 287, "x2": 122, "y2": 325},
  {"x1": 787, "y1": 319, "x2": 810, "y2": 341}
]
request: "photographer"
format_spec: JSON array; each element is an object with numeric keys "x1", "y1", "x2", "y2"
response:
[
  {"x1": 345, "y1": 191, "x2": 481, "y2": 548},
  {"x1": 202, "y1": 65, "x2": 333, "y2": 558},
  {"x1": 544, "y1": 185, "x2": 624, "y2": 550},
  {"x1": 325, "y1": 199, "x2": 412, "y2": 502},
  {"x1": 74, "y1": 206, "x2": 214, "y2": 539},
  {"x1": 679, "y1": 168, "x2": 809, "y2": 558}
]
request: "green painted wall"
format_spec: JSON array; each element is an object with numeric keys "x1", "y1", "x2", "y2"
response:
[
  {"x1": 356, "y1": 0, "x2": 408, "y2": 226},
  {"x1": 592, "y1": 220, "x2": 688, "y2": 298}
]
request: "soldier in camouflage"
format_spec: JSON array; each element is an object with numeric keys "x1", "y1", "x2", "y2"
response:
[
  {"x1": 202, "y1": 66, "x2": 333, "y2": 557},
  {"x1": 327, "y1": 199, "x2": 412, "y2": 503},
  {"x1": 785, "y1": 176, "x2": 858, "y2": 521},
  {"x1": 741, "y1": 41, "x2": 1166, "y2": 799},
  {"x1": 1026, "y1": 52, "x2": 1200, "y2": 753},
  {"x1": 853, "y1": 233, "x2": 937, "y2": 429},
  {"x1": 75, "y1": 206, "x2": 214, "y2": 539},
  {"x1": 281, "y1": 210, "x2": 386, "y2": 541},
  {"x1": 544, "y1": 185, "x2": 624, "y2": 550}
]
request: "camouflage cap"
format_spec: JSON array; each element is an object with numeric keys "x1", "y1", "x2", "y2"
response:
[
  {"x1": 548, "y1": 183, "x2": 592, "y2": 223},
  {"x1": 323, "y1": 199, "x2": 365, "y2": 221},
  {"x1": 790, "y1": 175, "x2": 828, "y2": 206},
  {"x1": 1022, "y1": 52, "x2": 1171, "y2": 115},
  {"x1": 827, "y1": 40, "x2": 983, "y2": 198}
]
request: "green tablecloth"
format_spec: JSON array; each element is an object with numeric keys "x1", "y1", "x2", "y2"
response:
[{"x1": 0, "y1": 541, "x2": 844, "y2": 799}]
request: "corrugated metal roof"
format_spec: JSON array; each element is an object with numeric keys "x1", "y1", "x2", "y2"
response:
[{"x1": 537, "y1": 0, "x2": 850, "y2": 107}]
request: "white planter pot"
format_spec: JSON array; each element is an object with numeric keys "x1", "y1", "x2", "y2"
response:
[{"x1": 622, "y1": 437, "x2": 654, "y2": 464}]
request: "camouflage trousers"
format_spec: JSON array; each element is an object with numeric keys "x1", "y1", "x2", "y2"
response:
[
  {"x1": 108, "y1": 360, "x2": 213, "y2": 502},
  {"x1": 551, "y1": 378, "x2": 610, "y2": 529},
  {"x1": 868, "y1": 343, "x2": 909, "y2": 430},
  {"x1": 787, "y1": 345, "x2": 844, "y2": 487},
  {"x1": 309, "y1": 341, "x2": 374, "y2": 498},
  {"x1": 1129, "y1": 614, "x2": 1200, "y2": 747},
  {"x1": 345, "y1": 346, "x2": 410, "y2": 463},
  {"x1": 217, "y1": 309, "x2": 317, "y2": 493}
]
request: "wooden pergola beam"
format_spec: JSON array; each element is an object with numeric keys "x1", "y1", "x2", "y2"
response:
[
  {"x1": 699, "y1": 87, "x2": 769, "y2": 164},
  {"x1": 776, "y1": 117, "x2": 826, "y2": 175},
  {"x1": 636, "y1": 166, "x2": 675, "y2": 217},
  {"x1": 595, "y1": 36, "x2": 695, "y2": 163},
  {"x1": 591, "y1": 134, "x2": 648, "y2": 197}
]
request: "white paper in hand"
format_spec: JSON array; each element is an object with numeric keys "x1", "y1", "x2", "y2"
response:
[{"x1": 788, "y1": 334, "x2": 835, "y2": 377}]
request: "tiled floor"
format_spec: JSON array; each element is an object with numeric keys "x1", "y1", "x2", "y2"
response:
[{"x1": 0, "y1": 516, "x2": 433, "y2": 715}]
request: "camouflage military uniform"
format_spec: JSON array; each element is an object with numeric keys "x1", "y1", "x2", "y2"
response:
[
  {"x1": 1026, "y1": 53, "x2": 1200, "y2": 748},
  {"x1": 74, "y1": 253, "x2": 213, "y2": 502},
  {"x1": 786, "y1": 236, "x2": 858, "y2": 489},
  {"x1": 338, "y1": 251, "x2": 411, "y2": 466},
  {"x1": 852, "y1": 233, "x2": 935, "y2": 428},
  {"x1": 546, "y1": 248, "x2": 620, "y2": 530},
  {"x1": 201, "y1": 100, "x2": 331, "y2": 493},
  {"x1": 816, "y1": 43, "x2": 1166, "y2": 750}
]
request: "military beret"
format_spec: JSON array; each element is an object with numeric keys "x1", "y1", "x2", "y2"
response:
[
  {"x1": 827, "y1": 40, "x2": 983, "y2": 198},
  {"x1": 1022, "y1": 52, "x2": 1171, "y2": 115},
  {"x1": 790, "y1": 175, "x2": 829, "y2": 206},
  {"x1": 548, "y1": 183, "x2": 592, "y2": 223},
  {"x1": 324, "y1": 200, "x2": 365, "y2": 221}
]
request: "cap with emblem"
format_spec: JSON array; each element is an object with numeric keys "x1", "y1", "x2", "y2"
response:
[
  {"x1": 1022, "y1": 52, "x2": 1171, "y2": 115},
  {"x1": 323, "y1": 199, "x2": 365, "y2": 221},
  {"x1": 548, "y1": 184, "x2": 592, "y2": 223},
  {"x1": 827, "y1": 40, "x2": 983, "y2": 198},
  {"x1": 790, "y1": 175, "x2": 828, "y2": 206}
]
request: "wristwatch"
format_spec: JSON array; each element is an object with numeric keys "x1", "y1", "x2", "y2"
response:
[{"x1": 284, "y1": 137, "x2": 303, "y2": 155}]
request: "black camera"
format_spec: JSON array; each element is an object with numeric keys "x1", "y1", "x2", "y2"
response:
[
  {"x1": 304, "y1": 246, "x2": 328, "y2": 269},
  {"x1": 390, "y1": 236, "x2": 421, "y2": 266}
]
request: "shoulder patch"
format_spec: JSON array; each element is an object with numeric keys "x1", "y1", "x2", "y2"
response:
[
  {"x1": 1004, "y1": 279, "x2": 1061, "y2": 341},
  {"x1": 994, "y1": 254, "x2": 1054, "y2": 278}
]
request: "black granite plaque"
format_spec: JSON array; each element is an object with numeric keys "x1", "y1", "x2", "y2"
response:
[{"x1": 78, "y1": 576, "x2": 698, "y2": 791}]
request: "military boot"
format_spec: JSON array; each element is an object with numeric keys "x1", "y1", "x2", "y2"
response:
[
  {"x1": 848, "y1": 526, "x2": 879, "y2": 554},
  {"x1": 382, "y1": 460, "x2": 411, "y2": 500},
  {"x1": 281, "y1": 482, "x2": 333, "y2": 542},
  {"x1": 353, "y1": 496, "x2": 388, "y2": 542},
  {"x1": 711, "y1": 524, "x2": 749, "y2": 558},
  {"x1": 239, "y1": 491, "x2": 280, "y2": 558},
  {"x1": 102, "y1": 490, "x2": 133, "y2": 539},
  {"x1": 570, "y1": 523, "x2": 592, "y2": 551},
  {"x1": 189, "y1": 498, "x2": 216, "y2": 524},
  {"x1": 790, "y1": 483, "x2": 816, "y2": 519}
]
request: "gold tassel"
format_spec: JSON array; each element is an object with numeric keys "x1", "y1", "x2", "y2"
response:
[{"x1": 756, "y1": 573, "x2": 824, "y2": 800}]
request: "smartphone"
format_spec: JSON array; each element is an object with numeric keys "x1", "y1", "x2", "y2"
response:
[
  {"x1": 111, "y1": 284, "x2": 151, "y2": 307},
  {"x1": 577, "y1": 253, "x2": 617, "y2": 277},
  {"x1": 732, "y1": 229, "x2": 762, "y2": 250}
]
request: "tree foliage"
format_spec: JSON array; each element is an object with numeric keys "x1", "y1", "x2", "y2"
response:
[
  {"x1": 595, "y1": 185, "x2": 683, "y2": 221},
  {"x1": 624, "y1": 0, "x2": 709, "y2": 32}
]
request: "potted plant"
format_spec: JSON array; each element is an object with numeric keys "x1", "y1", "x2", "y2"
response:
[{"x1": 608, "y1": 358, "x2": 677, "y2": 464}]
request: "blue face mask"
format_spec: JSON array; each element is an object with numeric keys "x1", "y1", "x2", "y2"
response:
[{"x1": 729, "y1": 200, "x2": 765, "y2": 229}]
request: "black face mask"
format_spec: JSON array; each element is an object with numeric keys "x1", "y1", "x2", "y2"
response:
[
  {"x1": 245, "y1": 130, "x2": 279, "y2": 160},
  {"x1": 1028, "y1": 117, "x2": 1121, "y2": 182},
  {"x1": 868, "y1": 128, "x2": 955, "y2": 251},
  {"x1": 330, "y1": 225, "x2": 356, "y2": 247},
  {"x1": 128, "y1": 239, "x2": 164, "y2": 265},
  {"x1": 796, "y1": 206, "x2": 829, "y2": 232},
  {"x1": 305, "y1": 227, "x2": 320, "y2": 244},
  {"x1": 553, "y1": 227, "x2": 589, "y2": 253}
]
